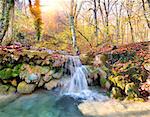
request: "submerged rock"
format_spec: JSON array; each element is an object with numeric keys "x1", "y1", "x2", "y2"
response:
[{"x1": 17, "y1": 81, "x2": 36, "y2": 94}]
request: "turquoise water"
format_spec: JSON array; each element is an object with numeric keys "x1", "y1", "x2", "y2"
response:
[{"x1": 0, "y1": 91, "x2": 84, "y2": 117}]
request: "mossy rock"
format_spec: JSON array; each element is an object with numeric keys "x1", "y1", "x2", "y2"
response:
[
  {"x1": 126, "y1": 66, "x2": 140, "y2": 75},
  {"x1": 100, "y1": 78, "x2": 107, "y2": 87},
  {"x1": 40, "y1": 66, "x2": 50, "y2": 74},
  {"x1": 0, "y1": 85, "x2": 10, "y2": 94},
  {"x1": 111, "y1": 87, "x2": 122, "y2": 99},
  {"x1": 17, "y1": 81, "x2": 36, "y2": 94},
  {"x1": 125, "y1": 83, "x2": 140, "y2": 98},
  {"x1": 109, "y1": 75, "x2": 129, "y2": 90},
  {"x1": 8, "y1": 86, "x2": 16, "y2": 94},
  {"x1": 22, "y1": 50, "x2": 49, "y2": 59},
  {"x1": 131, "y1": 74, "x2": 142, "y2": 83},
  {"x1": 0, "y1": 64, "x2": 22, "y2": 80},
  {"x1": 12, "y1": 64, "x2": 23, "y2": 77}
]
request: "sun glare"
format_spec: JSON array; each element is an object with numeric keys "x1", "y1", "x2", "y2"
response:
[{"x1": 41, "y1": 0, "x2": 66, "y2": 12}]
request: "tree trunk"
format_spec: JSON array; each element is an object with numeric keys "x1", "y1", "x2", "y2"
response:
[
  {"x1": 0, "y1": 0, "x2": 15, "y2": 43},
  {"x1": 70, "y1": 15, "x2": 77, "y2": 51},
  {"x1": 28, "y1": 0, "x2": 42, "y2": 41},
  {"x1": 70, "y1": 0, "x2": 77, "y2": 53},
  {"x1": 147, "y1": 0, "x2": 150, "y2": 9},
  {"x1": 1, "y1": 0, "x2": 15, "y2": 45},
  {"x1": 142, "y1": 0, "x2": 150, "y2": 29},
  {"x1": 93, "y1": 0, "x2": 98, "y2": 45},
  {"x1": 127, "y1": 10, "x2": 134, "y2": 43}
]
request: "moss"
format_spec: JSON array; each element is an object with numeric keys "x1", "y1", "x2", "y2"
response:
[
  {"x1": 0, "y1": 68, "x2": 13, "y2": 80},
  {"x1": 100, "y1": 78, "x2": 107, "y2": 87},
  {"x1": 0, "y1": 64, "x2": 22, "y2": 80},
  {"x1": 12, "y1": 64, "x2": 22, "y2": 77}
]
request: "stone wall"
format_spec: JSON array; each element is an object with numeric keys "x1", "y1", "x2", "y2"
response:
[{"x1": 0, "y1": 46, "x2": 66, "y2": 94}]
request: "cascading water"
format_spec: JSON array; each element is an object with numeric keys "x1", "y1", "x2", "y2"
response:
[{"x1": 60, "y1": 55, "x2": 108, "y2": 101}]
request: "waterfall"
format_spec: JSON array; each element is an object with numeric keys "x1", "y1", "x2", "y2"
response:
[
  {"x1": 64, "y1": 56, "x2": 88, "y2": 93},
  {"x1": 60, "y1": 55, "x2": 108, "y2": 101}
]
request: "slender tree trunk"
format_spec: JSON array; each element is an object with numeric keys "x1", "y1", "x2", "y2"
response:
[
  {"x1": 141, "y1": 0, "x2": 150, "y2": 29},
  {"x1": 93, "y1": 0, "x2": 98, "y2": 45},
  {"x1": 106, "y1": 13, "x2": 109, "y2": 42},
  {"x1": 103, "y1": 1, "x2": 109, "y2": 42},
  {"x1": 70, "y1": 15, "x2": 77, "y2": 49},
  {"x1": 127, "y1": 10, "x2": 134, "y2": 43},
  {"x1": 2, "y1": 0, "x2": 7, "y2": 17},
  {"x1": 22, "y1": 0, "x2": 27, "y2": 16},
  {"x1": 70, "y1": 0, "x2": 77, "y2": 53}
]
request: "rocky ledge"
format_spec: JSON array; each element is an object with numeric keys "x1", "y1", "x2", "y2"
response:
[{"x1": 78, "y1": 100, "x2": 150, "y2": 117}]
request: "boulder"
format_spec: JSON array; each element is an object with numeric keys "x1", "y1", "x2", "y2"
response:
[
  {"x1": 19, "y1": 64, "x2": 41, "y2": 83},
  {"x1": 43, "y1": 72, "x2": 53, "y2": 82},
  {"x1": 28, "y1": 73, "x2": 39, "y2": 82},
  {"x1": 38, "y1": 79, "x2": 45, "y2": 87},
  {"x1": 17, "y1": 81, "x2": 36, "y2": 94},
  {"x1": 44, "y1": 80, "x2": 59, "y2": 90}
]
